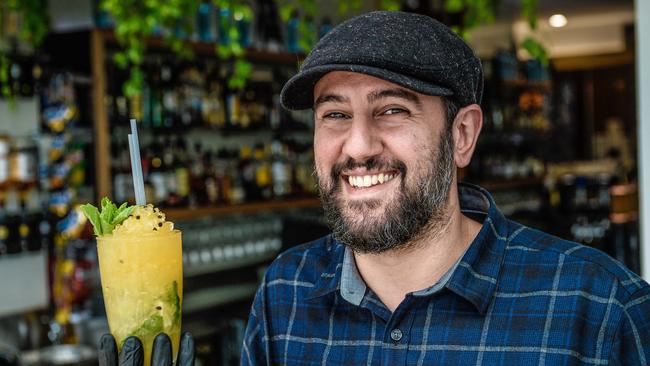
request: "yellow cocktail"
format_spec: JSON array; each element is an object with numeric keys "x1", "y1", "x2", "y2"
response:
[{"x1": 95, "y1": 204, "x2": 183, "y2": 365}]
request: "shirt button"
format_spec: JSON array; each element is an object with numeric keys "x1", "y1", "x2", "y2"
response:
[{"x1": 390, "y1": 328, "x2": 403, "y2": 342}]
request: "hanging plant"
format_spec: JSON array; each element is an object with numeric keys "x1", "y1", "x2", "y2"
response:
[
  {"x1": 520, "y1": 0, "x2": 548, "y2": 66},
  {"x1": 100, "y1": 0, "x2": 202, "y2": 97},
  {"x1": 212, "y1": 0, "x2": 254, "y2": 91},
  {"x1": 0, "y1": 0, "x2": 49, "y2": 99},
  {"x1": 277, "y1": 0, "x2": 318, "y2": 55},
  {"x1": 444, "y1": 0, "x2": 547, "y2": 66},
  {"x1": 444, "y1": 0, "x2": 495, "y2": 39},
  {"x1": 101, "y1": 0, "x2": 256, "y2": 97}
]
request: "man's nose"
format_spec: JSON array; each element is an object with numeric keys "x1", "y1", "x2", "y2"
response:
[{"x1": 340, "y1": 115, "x2": 383, "y2": 161}]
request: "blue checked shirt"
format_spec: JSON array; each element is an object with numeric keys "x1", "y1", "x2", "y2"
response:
[{"x1": 242, "y1": 183, "x2": 650, "y2": 365}]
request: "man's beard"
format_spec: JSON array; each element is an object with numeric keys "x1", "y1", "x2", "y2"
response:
[{"x1": 317, "y1": 127, "x2": 455, "y2": 254}]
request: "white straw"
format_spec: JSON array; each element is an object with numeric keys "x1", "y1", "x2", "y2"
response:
[{"x1": 128, "y1": 119, "x2": 146, "y2": 205}]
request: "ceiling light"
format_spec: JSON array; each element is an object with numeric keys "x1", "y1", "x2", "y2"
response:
[{"x1": 549, "y1": 14, "x2": 568, "y2": 28}]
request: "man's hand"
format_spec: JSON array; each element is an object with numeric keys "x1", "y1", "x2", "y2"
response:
[{"x1": 98, "y1": 332, "x2": 195, "y2": 366}]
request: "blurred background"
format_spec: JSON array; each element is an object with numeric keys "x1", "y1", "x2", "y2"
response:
[{"x1": 0, "y1": 0, "x2": 648, "y2": 364}]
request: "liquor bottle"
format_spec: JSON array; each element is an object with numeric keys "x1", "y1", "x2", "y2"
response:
[
  {"x1": 188, "y1": 142, "x2": 206, "y2": 207},
  {"x1": 112, "y1": 140, "x2": 129, "y2": 203},
  {"x1": 204, "y1": 150, "x2": 220, "y2": 205},
  {"x1": 0, "y1": 192, "x2": 8, "y2": 255},
  {"x1": 229, "y1": 149, "x2": 245, "y2": 204},
  {"x1": 174, "y1": 137, "x2": 190, "y2": 207},
  {"x1": 178, "y1": 62, "x2": 204, "y2": 128},
  {"x1": 162, "y1": 136, "x2": 180, "y2": 206},
  {"x1": 160, "y1": 60, "x2": 179, "y2": 129},
  {"x1": 5, "y1": 189, "x2": 21, "y2": 254},
  {"x1": 239, "y1": 146, "x2": 256, "y2": 201},
  {"x1": 214, "y1": 149, "x2": 232, "y2": 204},
  {"x1": 9, "y1": 58, "x2": 22, "y2": 97},
  {"x1": 203, "y1": 64, "x2": 227, "y2": 128},
  {"x1": 197, "y1": 3, "x2": 216, "y2": 42},
  {"x1": 319, "y1": 17, "x2": 333, "y2": 39},
  {"x1": 18, "y1": 190, "x2": 31, "y2": 252},
  {"x1": 285, "y1": 10, "x2": 300, "y2": 53},
  {"x1": 254, "y1": 144, "x2": 272, "y2": 200},
  {"x1": 226, "y1": 90, "x2": 242, "y2": 129},
  {"x1": 0, "y1": 136, "x2": 10, "y2": 190},
  {"x1": 148, "y1": 137, "x2": 167, "y2": 205},
  {"x1": 8, "y1": 138, "x2": 38, "y2": 190},
  {"x1": 218, "y1": 7, "x2": 232, "y2": 46},
  {"x1": 271, "y1": 140, "x2": 292, "y2": 198}
]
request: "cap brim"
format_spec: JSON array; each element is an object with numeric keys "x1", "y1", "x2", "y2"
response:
[{"x1": 280, "y1": 64, "x2": 454, "y2": 110}]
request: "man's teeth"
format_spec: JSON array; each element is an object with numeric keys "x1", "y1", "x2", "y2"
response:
[{"x1": 348, "y1": 173, "x2": 396, "y2": 188}]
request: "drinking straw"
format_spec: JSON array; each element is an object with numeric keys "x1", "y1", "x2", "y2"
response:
[{"x1": 128, "y1": 119, "x2": 146, "y2": 205}]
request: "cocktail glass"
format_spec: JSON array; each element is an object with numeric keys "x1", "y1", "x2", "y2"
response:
[{"x1": 97, "y1": 230, "x2": 183, "y2": 366}]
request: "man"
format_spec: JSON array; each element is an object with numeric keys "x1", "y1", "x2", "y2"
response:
[{"x1": 241, "y1": 10, "x2": 650, "y2": 366}]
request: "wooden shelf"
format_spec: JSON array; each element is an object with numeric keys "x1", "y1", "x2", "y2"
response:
[
  {"x1": 165, "y1": 197, "x2": 321, "y2": 221},
  {"x1": 100, "y1": 28, "x2": 305, "y2": 65},
  {"x1": 89, "y1": 29, "x2": 309, "y2": 201}
]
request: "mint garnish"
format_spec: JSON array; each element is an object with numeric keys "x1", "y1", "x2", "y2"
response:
[
  {"x1": 166, "y1": 281, "x2": 181, "y2": 326},
  {"x1": 81, "y1": 197, "x2": 135, "y2": 236},
  {"x1": 121, "y1": 314, "x2": 164, "y2": 348},
  {"x1": 122, "y1": 280, "x2": 182, "y2": 347}
]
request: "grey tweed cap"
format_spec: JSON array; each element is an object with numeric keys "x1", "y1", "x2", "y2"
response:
[{"x1": 280, "y1": 11, "x2": 483, "y2": 110}]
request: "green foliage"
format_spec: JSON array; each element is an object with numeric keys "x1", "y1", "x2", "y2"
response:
[
  {"x1": 445, "y1": 0, "x2": 464, "y2": 13},
  {"x1": 100, "y1": 0, "x2": 258, "y2": 95},
  {"x1": 0, "y1": 54, "x2": 10, "y2": 99},
  {"x1": 1, "y1": 0, "x2": 546, "y2": 99},
  {"x1": 337, "y1": 0, "x2": 362, "y2": 15},
  {"x1": 522, "y1": 37, "x2": 548, "y2": 66},
  {"x1": 278, "y1": 0, "x2": 318, "y2": 54},
  {"x1": 228, "y1": 59, "x2": 253, "y2": 90},
  {"x1": 444, "y1": 0, "x2": 495, "y2": 39},
  {"x1": 211, "y1": 0, "x2": 254, "y2": 90},
  {"x1": 0, "y1": 0, "x2": 49, "y2": 100},
  {"x1": 521, "y1": 0, "x2": 539, "y2": 30},
  {"x1": 444, "y1": 0, "x2": 546, "y2": 66},
  {"x1": 378, "y1": 0, "x2": 402, "y2": 11},
  {"x1": 80, "y1": 197, "x2": 135, "y2": 236},
  {"x1": 101, "y1": 0, "x2": 202, "y2": 96}
]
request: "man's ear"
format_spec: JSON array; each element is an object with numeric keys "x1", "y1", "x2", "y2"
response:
[{"x1": 452, "y1": 103, "x2": 483, "y2": 169}]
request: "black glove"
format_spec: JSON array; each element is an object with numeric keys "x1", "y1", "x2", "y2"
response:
[{"x1": 98, "y1": 332, "x2": 195, "y2": 366}]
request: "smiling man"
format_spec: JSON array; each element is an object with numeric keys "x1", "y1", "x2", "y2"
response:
[{"x1": 241, "y1": 11, "x2": 650, "y2": 366}]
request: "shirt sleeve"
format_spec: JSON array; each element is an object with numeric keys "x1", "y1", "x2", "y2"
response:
[
  {"x1": 241, "y1": 280, "x2": 270, "y2": 366},
  {"x1": 609, "y1": 285, "x2": 650, "y2": 365}
]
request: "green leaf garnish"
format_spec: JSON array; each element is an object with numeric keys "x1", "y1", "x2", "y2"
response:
[
  {"x1": 122, "y1": 280, "x2": 181, "y2": 347},
  {"x1": 165, "y1": 281, "x2": 181, "y2": 327},
  {"x1": 112, "y1": 205, "x2": 135, "y2": 225},
  {"x1": 80, "y1": 197, "x2": 135, "y2": 236},
  {"x1": 80, "y1": 204, "x2": 102, "y2": 236},
  {"x1": 121, "y1": 314, "x2": 164, "y2": 348}
]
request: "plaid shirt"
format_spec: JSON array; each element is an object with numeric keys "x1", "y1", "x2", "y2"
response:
[{"x1": 242, "y1": 183, "x2": 650, "y2": 365}]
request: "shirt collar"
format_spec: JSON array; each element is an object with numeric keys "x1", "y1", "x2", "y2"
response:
[
  {"x1": 306, "y1": 183, "x2": 509, "y2": 315},
  {"x1": 445, "y1": 182, "x2": 508, "y2": 314}
]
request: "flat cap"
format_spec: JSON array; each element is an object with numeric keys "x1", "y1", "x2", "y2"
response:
[{"x1": 280, "y1": 11, "x2": 483, "y2": 110}]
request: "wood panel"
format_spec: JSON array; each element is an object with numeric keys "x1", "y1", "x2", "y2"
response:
[
  {"x1": 165, "y1": 198, "x2": 322, "y2": 221},
  {"x1": 91, "y1": 29, "x2": 111, "y2": 202}
]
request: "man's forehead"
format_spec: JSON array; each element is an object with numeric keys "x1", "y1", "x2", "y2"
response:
[
  {"x1": 315, "y1": 71, "x2": 402, "y2": 92},
  {"x1": 313, "y1": 71, "x2": 432, "y2": 109}
]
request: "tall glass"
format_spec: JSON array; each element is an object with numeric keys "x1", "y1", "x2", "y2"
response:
[{"x1": 97, "y1": 230, "x2": 183, "y2": 366}]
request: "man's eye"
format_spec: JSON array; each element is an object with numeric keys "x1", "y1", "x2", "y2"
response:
[
  {"x1": 383, "y1": 108, "x2": 406, "y2": 116},
  {"x1": 324, "y1": 112, "x2": 347, "y2": 119}
]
